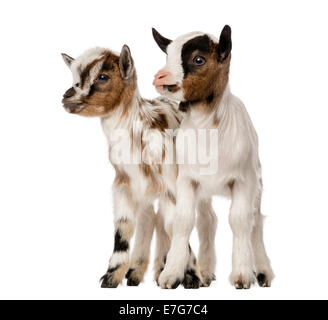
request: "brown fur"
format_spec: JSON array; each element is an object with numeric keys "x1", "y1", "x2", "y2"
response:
[
  {"x1": 182, "y1": 42, "x2": 231, "y2": 114},
  {"x1": 113, "y1": 166, "x2": 130, "y2": 186},
  {"x1": 74, "y1": 51, "x2": 137, "y2": 117}
]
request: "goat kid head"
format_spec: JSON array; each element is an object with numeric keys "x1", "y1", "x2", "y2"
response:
[
  {"x1": 152, "y1": 26, "x2": 232, "y2": 108},
  {"x1": 62, "y1": 45, "x2": 136, "y2": 117}
]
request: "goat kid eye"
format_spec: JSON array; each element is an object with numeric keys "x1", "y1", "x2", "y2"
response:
[
  {"x1": 193, "y1": 56, "x2": 206, "y2": 66},
  {"x1": 98, "y1": 74, "x2": 109, "y2": 81}
]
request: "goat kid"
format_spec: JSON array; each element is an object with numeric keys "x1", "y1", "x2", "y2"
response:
[
  {"x1": 61, "y1": 45, "x2": 202, "y2": 288},
  {"x1": 152, "y1": 26, "x2": 274, "y2": 289}
]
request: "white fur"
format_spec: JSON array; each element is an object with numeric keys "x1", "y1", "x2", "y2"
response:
[{"x1": 157, "y1": 33, "x2": 274, "y2": 289}]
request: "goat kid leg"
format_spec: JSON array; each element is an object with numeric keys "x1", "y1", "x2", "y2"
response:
[
  {"x1": 126, "y1": 204, "x2": 155, "y2": 286},
  {"x1": 100, "y1": 186, "x2": 135, "y2": 288},
  {"x1": 197, "y1": 198, "x2": 217, "y2": 287},
  {"x1": 252, "y1": 203, "x2": 274, "y2": 287},
  {"x1": 229, "y1": 181, "x2": 256, "y2": 289},
  {"x1": 158, "y1": 177, "x2": 200, "y2": 289},
  {"x1": 154, "y1": 201, "x2": 171, "y2": 285}
]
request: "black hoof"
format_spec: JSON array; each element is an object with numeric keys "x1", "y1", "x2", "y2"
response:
[
  {"x1": 257, "y1": 273, "x2": 270, "y2": 287},
  {"x1": 171, "y1": 279, "x2": 181, "y2": 289},
  {"x1": 182, "y1": 269, "x2": 201, "y2": 289},
  {"x1": 125, "y1": 268, "x2": 141, "y2": 286},
  {"x1": 100, "y1": 273, "x2": 119, "y2": 288},
  {"x1": 127, "y1": 278, "x2": 140, "y2": 286}
]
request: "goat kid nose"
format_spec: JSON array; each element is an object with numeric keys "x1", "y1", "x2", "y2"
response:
[
  {"x1": 153, "y1": 70, "x2": 171, "y2": 87},
  {"x1": 63, "y1": 87, "x2": 76, "y2": 99},
  {"x1": 154, "y1": 71, "x2": 170, "y2": 81}
]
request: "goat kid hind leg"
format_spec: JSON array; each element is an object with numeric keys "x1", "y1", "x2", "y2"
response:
[
  {"x1": 125, "y1": 204, "x2": 156, "y2": 286},
  {"x1": 158, "y1": 176, "x2": 202, "y2": 289},
  {"x1": 100, "y1": 185, "x2": 136, "y2": 288},
  {"x1": 251, "y1": 189, "x2": 274, "y2": 287}
]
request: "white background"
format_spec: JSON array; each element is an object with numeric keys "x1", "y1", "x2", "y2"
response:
[{"x1": 0, "y1": 0, "x2": 327, "y2": 300}]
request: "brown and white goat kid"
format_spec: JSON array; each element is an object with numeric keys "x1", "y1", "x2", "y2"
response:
[
  {"x1": 152, "y1": 26, "x2": 274, "y2": 289},
  {"x1": 61, "y1": 45, "x2": 201, "y2": 288}
]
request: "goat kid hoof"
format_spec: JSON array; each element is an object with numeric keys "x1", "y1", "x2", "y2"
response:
[
  {"x1": 158, "y1": 270, "x2": 183, "y2": 289},
  {"x1": 201, "y1": 274, "x2": 216, "y2": 287},
  {"x1": 183, "y1": 269, "x2": 201, "y2": 289},
  {"x1": 100, "y1": 272, "x2": 120, "y2": 288},
  {"x1": 125, "y1": 268, "x2": 142, "y2": 287},
  {"x1": 234, "y1": 280, "x2": 251, "y2": 290},
  {"x1": 256, "y1": 273, "x2": 272, "y2": 287},
  {"x1": 231, "y1": 272, "x2": 255, "y2": 290},
  {"x1": 155, "y1": 268, "x2": 164, "y2": 286}
]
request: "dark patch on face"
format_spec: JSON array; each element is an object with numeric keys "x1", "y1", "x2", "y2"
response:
[
  {"x1": 63, "y1": 87, "x2": 76, "y2": 99},
  {"x1": 80, "y1": 55, "x2": 106, "y2": 88},
  {"x1": 181, "y1": 35, "x2": 211, "y2": 77},
  {"x1": 102, "y1": 61, "x2": 115, "y2": 72},
  {"x1": 207, "y1": 93, "x2": 214, "y2": 104},
  {"x1": 88, "y1": 84, "x2": 96, "y2": 97},
  {"x1": 114, "y1": 230, "x2": 129, "y2": 252}
]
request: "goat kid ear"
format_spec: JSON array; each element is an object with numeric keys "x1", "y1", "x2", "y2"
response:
[
  {"x1": 119, "y1": 45, "x2": 134, "y2": 80},
  {"x1": 61, "y1": 53, "x2": 75, "y2": 68},
  {"x1": 218, "y1": 25, "x2": 232, "y2": 62},
  {"x1": 152, "y1": 28, "x2": 172, "y2": 53}
]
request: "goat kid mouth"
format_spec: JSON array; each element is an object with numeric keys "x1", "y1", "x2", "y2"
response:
[
  {"x1": 155, "y1": 84, "x2": 180, "y2": 93},
  {"x1": 62, "y1": 100, "x2": 84, "y2": 114}
]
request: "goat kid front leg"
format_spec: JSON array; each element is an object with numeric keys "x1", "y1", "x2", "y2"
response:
[
  {"x1": 229, "y1": 181, "x2": 256, "y2": 289},
  {"x1": 101, "y1": 185, "x2": 135, "y2": 288},
  {"x1": 125, "y1": 204, "x2": 155, "y2": 286},
  {"x1": 197, "y1": 198, "x2": 217, "y2": 287},
  {"x1": 158, "y1": 177, "x2": 201, "y2": 289}
]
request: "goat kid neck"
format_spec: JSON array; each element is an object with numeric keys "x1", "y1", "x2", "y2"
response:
[
  {"x1": 182, "y1": 84, "x2": 231, "y2": 128},
  {"x1": 101, "y1": 88, "x2": 143, "y2": 132}
]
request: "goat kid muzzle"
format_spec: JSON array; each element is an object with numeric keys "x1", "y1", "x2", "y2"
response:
[
  {"x1": 153, "y1": 70, "x2": 180, "y2": 92},
  {"x1": 62, "y1": 87, "x2": 84, "y2": 113}
]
